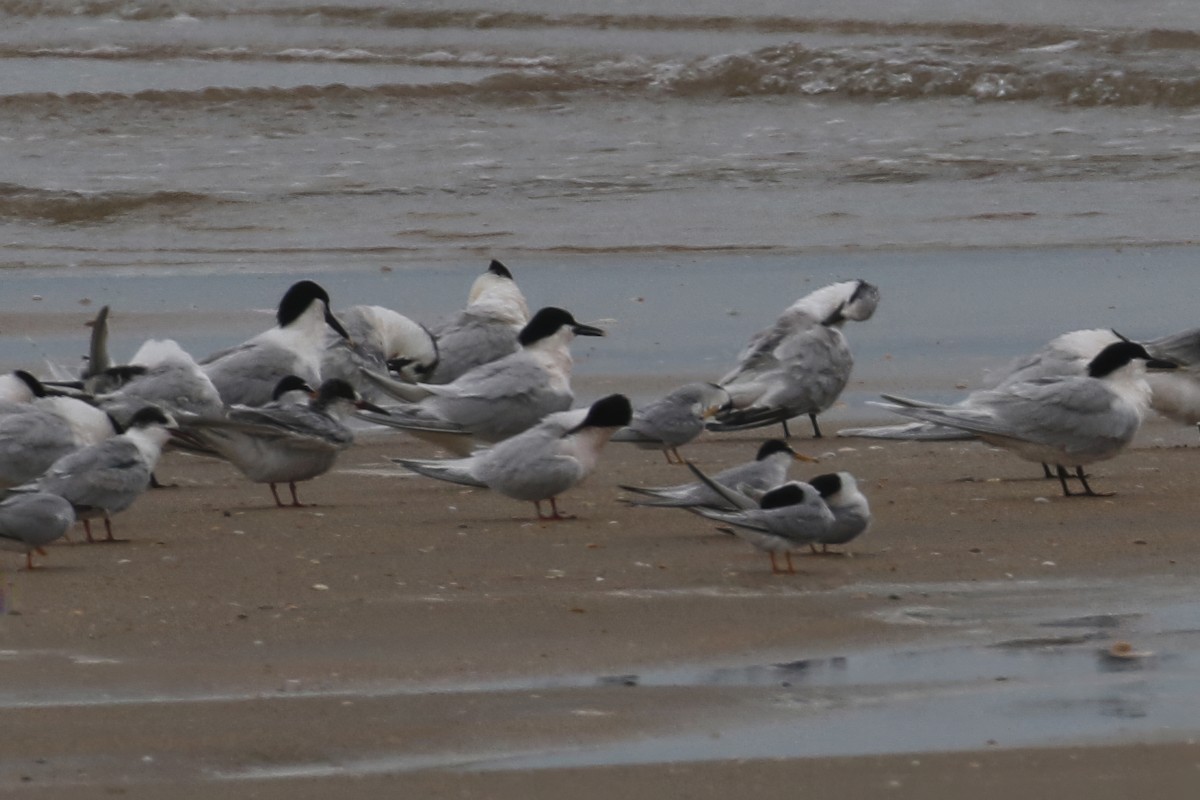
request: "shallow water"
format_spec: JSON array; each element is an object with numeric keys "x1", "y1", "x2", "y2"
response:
[
  {"x1": 4, "y1": 575, "x2": 1199, "y2": 785},
  {"x1": 3, "y1": 0, "x2": 1200, "y2": 268}
]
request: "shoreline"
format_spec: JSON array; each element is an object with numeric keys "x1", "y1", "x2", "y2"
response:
[
  {"x1": 3, "y1": 256, "x2": 1200, "y2": 794},
  {"x1": 4, "y1": 412, "x2": 1200, "y2": 793}
]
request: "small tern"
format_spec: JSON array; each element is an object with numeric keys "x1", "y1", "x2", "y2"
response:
[
  {"x1": 611, "y1": 382, "x2": 731, "y2": 463},
  {"x1": 683, "y1": 461, "x2": 835, "y2": 575},
  {"x1": 174, "y1": 378, "x2": 383, "y2": 508},
  {"x1": 619, "y1": 439, "x2": 816, "y2": 509},
  {"x1": 13, "y1": 405, "x2": 174, "y2": 542},
  {"x1": 393, "y1": 393, "x2": 632, "y2": 521},
  {"x1": 0, "y1": 492, "x2": 76, "y2": 570},
  {"x1": 710, "y1": 279, "x2": 879, "y2": 438}
]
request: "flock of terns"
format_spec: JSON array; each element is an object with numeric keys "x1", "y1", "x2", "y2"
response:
[{"x1": 1, "y1": 260, "x2": 1198, "y2": 575}]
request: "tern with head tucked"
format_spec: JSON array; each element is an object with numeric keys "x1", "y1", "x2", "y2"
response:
[
  {"x1": 174, "y1": 377, "x2": 383, "y2": 508},
  {"x1": 611, "y1": 382, "x2": 731, "y2": 463},
  {"x1": 619, "y1": 439, "x2": 816, "y2": 509},
  {"x1": 201, "y1": 280, "x2": 351, "y2": 407},
  {"x1": 879, "y1": 340, "x2": 1176, "y2": 497},
  {"x1": 11, "y1": 405, "x2": 174, "y2": 542},
  {"x1": 710, "y1": 279, "x2": 879, "y2": 438},
  {"x1": 358, "y1": 306, "x2": 605, "y2": 454},
  {"x1": 682, "y1": 461, "x2": 835, "y2": 575},
  {"x1": 322, "y1": 304, "x2": 438, "y2": 394},
  {"x1": 393, "y1": 393, "x2": 632, "y2": 521},
  {"x1": 0, "y1": 492, "x2": 76, "y2": 570},
  {"x1": 423, "y1": 260, "x2": 531, "y2": 385}
]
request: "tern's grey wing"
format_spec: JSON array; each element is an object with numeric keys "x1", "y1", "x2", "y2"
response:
[
  {"x1": 684, "y1": 461, "x2": 758, "y2": 510},
  {"x1": 0, "y1": 410, "x2": 79, "y2": 486},
  {"x1": 203, "y1": 342, "x2": 311, "y2": 407},
  {"x1": 38, "y1": 439, "x2": 150, "y2": 513},
  {"x1": 431, "y1": 357, "x2": 571, "y2": 440},
  {"x1": 625, "y1": 399, "x2": 704, "y2": 447},
  {"x1": 0, "y1": 492, "x2": 75, "y2": 550},
  {"x1": 227, "y1": 406, "x2": 354, "y2": 447},
  {"x1": 689, "y1": 505, "x2": 772, "y2": 533},
  {"x1": 427, "y1": 310, "x2": 520, "y2": 384},
  {"x1": 893, "y1": 379, "x2": 1136, "y2": 454},
  {"x1": 392, "y1": 456, "x2": 486, "y2": 488},
  {"x1": 110, "y1": 364, "x2": 224, "y2": 417},
  {"x1": 720, "y1": 311, "x2": 819, "y2": 385}
]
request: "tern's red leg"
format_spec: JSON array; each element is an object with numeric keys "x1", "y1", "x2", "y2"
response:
[
  {"x1": 785, "y1": 551, "x2": 795, "y2": 574},
  {"x1": 82, "y1": 519, "x2": 96, "y2": 543},
  {"x1": 269, "y1": 483, "x2": 285, "y2": 508},
  {"x1": 288, "y1": 482, "x2": 305, "y2": 507}
]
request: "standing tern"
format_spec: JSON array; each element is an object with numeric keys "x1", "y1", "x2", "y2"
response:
[
  {"x1": 174, "y1": 378, "x2": 383, "y2": 508},
  {"x1": 393, "y1": 393, "x2": 632, "y2": 521},
  {"x1": 682, "y1": 461, "x2": 835, "y2": 575},
  {"x1": 12, "y1": 406, "x2": 174, "y2": 542},
  {"x1": 358, "y1": 307, "x2": 605, "y2": 454},
  {"x1": 0, "y1": 492, "x2": 76, "y2": 570},
  {"x1": 710, "y1": 279, "x2": 879, "y2": 438},
  {"x1": 619, "y1": 439, "x2": 816, "y2": 509},
  {"x1": 611, "y1": 382, "x2": 732, "y2": 463},
  {"x1": 878, "y1": 341, "x2": 1177, "y2": 497},
  {"x1": 201, "y1": 280, "x2": 351, "y2": 407}
]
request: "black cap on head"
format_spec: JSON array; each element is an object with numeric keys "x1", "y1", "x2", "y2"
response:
[
  {"x1": 755, "y1": 439, "x2": 794, "y2": 460},
  {"x1": 1087, "y1": 340, "x2": 1175, "y2": 378},
  {"x1": 487, "y1": 259, "x2": 513, "y2": 279},
  {"x1": 519, "y1": 307, "x2": 606, "y2": 345},
  {"x1": 127, "y1": 405, "x2": 172, "y2": 429},
  {"x1": 578, "y1": 394, "x2": 633, "y2": 429},
  {"x1": 807, "y1": 473, "x2": 843, "y2": 499},
  {"x1": 759, "y1": 483, "x2": 808, "y2": 510},
  {"x1": 271, "y1": 375, "x2": 314, "y2": 402},
  {"x1": 277, "y1": 281, "x2": 331, "y2": 326},
  {"x1": 316, "y1": 378, "x2": 359, "y2": 404}
]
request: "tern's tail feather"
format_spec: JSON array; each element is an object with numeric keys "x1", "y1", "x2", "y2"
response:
[
  {"x1": 358, "y1": 367, "x2": 432, "y2": 403},
  {"x1": 617, "y1": 485, "x2": 695, "y2": 507},
  {"x1": 687, "y1": 505, "x2": 770, "y2": 532},
  {"x1": 706, "y1": 406, "x2": 792, "y2": 433},
  {"x1": 610, "y1": 427, "x2": 662, "y2": 445},
  {"x1": 837, "y1": 421, "x2": 978, "y2": 440},
  {"x1": 684, "y1": 461, "x2": 757, "y2": 511},
  {"x1": 392, "y1": 457, "x2": 486, "y2": 488}
]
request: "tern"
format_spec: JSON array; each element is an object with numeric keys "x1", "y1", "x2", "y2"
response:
[
  {"x1": 175, "y1": 377, "x2": 380, "y2": 507},
  {"x1": 174, "y1": 378, "x2": 384, "y2": 508},
  {"x1": 13, "y1": 406, "x2": 174, "y2": 542},
  {"x1": 393, "y1": 393, "x2": 632, "y2": 521},
  {"x1": 619, "y1": 439, "x2": 816, "y2": 509},
  {"x1": 423, "y1": 259, "x2": 530, "y2": 385},
  {"x1": 201, "y1": 280, "x2": 351, "y2": 407},
  {"x1": 0, "y1": 492, "x2": 76, "y2": 570},
  {"x1": 611, "y1": 382, "x2": 731, "y2": 463},
  {"x1": 878, "y1": 340, "x2": 1176, "y2": 497},
  {"x1": 710, "y1": 279, "x2": 879, "y2": 438},
  {"x1": 683, "y1": 461, "x2": 835, "y2": 575},
  {"x1": 358, "y1": 307, "x2": 605, "y2": 454},
  {"x1": 322, "y1": 304, "x2": 438, "y2": 393}
]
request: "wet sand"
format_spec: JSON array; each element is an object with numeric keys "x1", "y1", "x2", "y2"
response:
[
  {"x1": 4, "y1": 254, "x2": 1200, "y2": 796},
  {"x1": 3, "y1": 401, "x2": 1200, "y2": 795}
]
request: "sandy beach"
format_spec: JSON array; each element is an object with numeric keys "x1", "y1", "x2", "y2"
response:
[{"x1": 4, "y1": 359, "x2": 1200, "y2": 796}]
